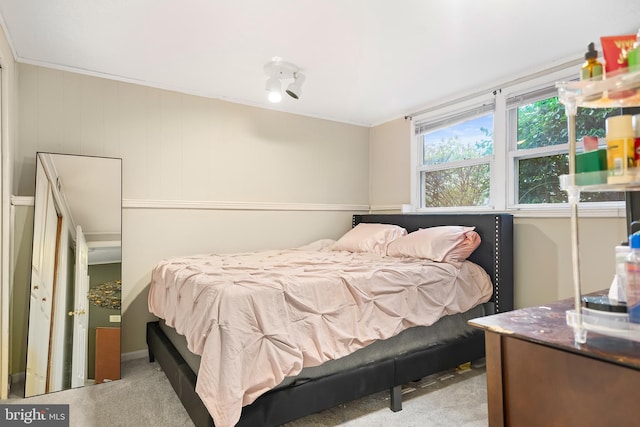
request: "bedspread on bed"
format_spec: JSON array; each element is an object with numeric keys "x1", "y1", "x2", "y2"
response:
[{"x1": 148, "y1": 242, "x2": 492, "y2": 427}]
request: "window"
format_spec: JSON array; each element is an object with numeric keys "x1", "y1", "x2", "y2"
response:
[
  {"x1": 412, "y1": 65, "x2": 626, "y2": 214},
  {"x1": 508, "y1": 88, "x2": 622, "y2": 205},
  {"x1": 415, "y1": 103, "x2": 494, "y2": 208}
]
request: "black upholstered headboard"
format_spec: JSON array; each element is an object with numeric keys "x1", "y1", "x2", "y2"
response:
[{"x1": 353, "y1": 213, "x2": 514, "y2": 313}]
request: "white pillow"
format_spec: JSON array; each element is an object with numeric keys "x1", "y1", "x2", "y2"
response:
[
  {"x1": 386, "y1": 226, "x2": 477, "y2": 262},
  {"x1": 333, "y1": 223, "x2": 407, "y2": 256}
]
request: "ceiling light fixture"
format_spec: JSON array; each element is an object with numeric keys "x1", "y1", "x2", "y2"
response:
[
  {"x1": 264, "y1": 59, "x2": 305, "y2": 103},
  {"x1": 265, "y1": 76, "x2": 282, "y2": 103},
  {"x1": 286, "y1": 73, "x2": 305, "y2": 100}
]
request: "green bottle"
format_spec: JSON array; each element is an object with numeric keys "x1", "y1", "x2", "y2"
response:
[{"x1": 628, "y1": 30, "x2": 640, "y2": 72}]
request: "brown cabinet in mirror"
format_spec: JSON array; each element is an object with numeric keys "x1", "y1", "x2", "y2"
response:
[{"x1": 25, "y1": 152, "x2": 122, "y2": 397}]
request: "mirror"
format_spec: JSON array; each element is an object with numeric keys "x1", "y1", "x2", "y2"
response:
[{"x1": 25, "y1": 153, "x2": 122, "y2": 397}]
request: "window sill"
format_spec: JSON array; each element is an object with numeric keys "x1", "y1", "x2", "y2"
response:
[
  {"x1": 507, "y1": 202, "x2": 626, "y2": 218},
  {"x1": 408, "y1": 202, "x2": 626, "y2": 218}
]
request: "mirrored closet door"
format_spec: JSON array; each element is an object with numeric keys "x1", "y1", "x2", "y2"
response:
[{"x1": 25, "y1": 153, "x2": 122, "y2": 397}]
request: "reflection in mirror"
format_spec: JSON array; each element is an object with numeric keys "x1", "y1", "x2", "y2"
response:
[{"x1": 25, "y1": 153, "x2": 122, "y2": 397}]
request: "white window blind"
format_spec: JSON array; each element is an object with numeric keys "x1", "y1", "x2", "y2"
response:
[{"x1": 414, "y1": 101, "x2": 495, "y2": 136}]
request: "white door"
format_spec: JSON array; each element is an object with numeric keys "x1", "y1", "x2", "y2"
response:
[
  {"x1": 71, "y1": 225, "x2": 89, "y2": 388},
  {"x1": 25, "y1": 172, "x2": 59, "y2": 397},
  {"x1": 47, "y1": 221, "x2": 71, "y2": 392}
]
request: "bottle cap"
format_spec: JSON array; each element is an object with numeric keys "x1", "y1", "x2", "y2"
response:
[
  {"x1": 582, "y1": 295, "x2": 627, "y2": 313},
  {"x1": 585, "y1": 42, "x2": 598, "y2": 60},
  {"x1": 606, "y1": 115, "x2": 634, "y2": 140},
  {"x1": 630, "y1": 232, "x2": 640, "y2": 249}
]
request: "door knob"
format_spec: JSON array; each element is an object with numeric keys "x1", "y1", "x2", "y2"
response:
[{"x1": 68, "y1": 309, "x2": 86, "y2": 316}]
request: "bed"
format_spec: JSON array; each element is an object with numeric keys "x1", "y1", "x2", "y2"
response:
[{"x1": 146, "y1": 213, "x2": 514, "y2": 426}]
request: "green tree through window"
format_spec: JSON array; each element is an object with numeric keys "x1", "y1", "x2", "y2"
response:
[
  {"x1": 422, "y1": 115, "x2": 492, "y2": 207},
  {"x1": 517, "y1": 97, "x2": 622, "y2": 203}
]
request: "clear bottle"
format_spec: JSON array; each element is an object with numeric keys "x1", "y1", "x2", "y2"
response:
[
  {"x1": 581, "y1": 42, "x2": 603, "y2": 101},
  {"x1": 614, "y1": 245, "x2": 630, "y2": 302},
  {"x1": 625, "y1": 232, "x2": 640, "y2": 323}
]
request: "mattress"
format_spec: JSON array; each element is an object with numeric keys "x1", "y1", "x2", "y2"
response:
[{"x1": 148, "y1": 243, "x2": 492, "y2": 427}]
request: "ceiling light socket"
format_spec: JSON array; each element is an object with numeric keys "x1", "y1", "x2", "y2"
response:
[{"x1": 264, "y1": 60, "x2": 299, "y2": 80}]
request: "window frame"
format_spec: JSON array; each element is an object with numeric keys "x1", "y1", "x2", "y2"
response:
[
  {"x1": 413, "y1": 93, "x2": 496, "y2": 212},
  {"x1": 411, "y1": 63, "x2": 626, "y2": 218}
]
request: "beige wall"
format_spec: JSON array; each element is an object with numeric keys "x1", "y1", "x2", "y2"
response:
[
  {"x1": 513, "y1": 216, "x2": 626, "y2": 308},
  {"x1": 368, "y1": 118, "x2": 411, "y2": 208},
  {"x1": 368, "y1": 118, "x2": 628, "y2": 309},
  {"x1": 12, "y1": 64, "x2": 370, "y2": 358},
  {"x1": 0, "y1": 21, "x2": 18, "y2": 394},
  {"x1": 10, "y1": 206, "x2": 31, "y2": 374}
]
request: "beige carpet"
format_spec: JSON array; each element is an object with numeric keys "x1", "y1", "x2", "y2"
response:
[
  {"x1": 8, "y1": 358, "x2": 488, "y2": 427},
  {"x1": 285, "y1": 363, "x2": 488, "y2": 427}
]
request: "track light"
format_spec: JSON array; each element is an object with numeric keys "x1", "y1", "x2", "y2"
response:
[
  {"x1": 286, "y1": 73, "x2": 305, "y2": 99},
  {"x1": 264, "y1": 59, "x2": 305, "y2": 103},
  {"x1": 265, "y1": 76, "x2": 282, "y2": 103}
]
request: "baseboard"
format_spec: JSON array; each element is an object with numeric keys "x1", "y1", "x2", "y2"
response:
[
  {"x1": 121, "y1": 349, "x2": 147, "y2": 362},
  {"x1": 10, "y1": 351, "x2": 147, "y2": 388}
]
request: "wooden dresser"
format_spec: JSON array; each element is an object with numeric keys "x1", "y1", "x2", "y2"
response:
[{"x1": 469, "y1": 295, "x2": 640, "y2": 427}]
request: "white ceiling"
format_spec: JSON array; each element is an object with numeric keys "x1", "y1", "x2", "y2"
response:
[{"x1": 1, "y1": 1, "x2": 640, "y2": 126}]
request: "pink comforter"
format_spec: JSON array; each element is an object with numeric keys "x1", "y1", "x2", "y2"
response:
[{"x1": 148, "y1": 241, "x2": 492, "y2": 427}]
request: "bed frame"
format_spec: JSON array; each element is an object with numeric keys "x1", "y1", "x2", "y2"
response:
[{"x1": 146, "y1": 213, "x2": 514, "y2": 426}]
